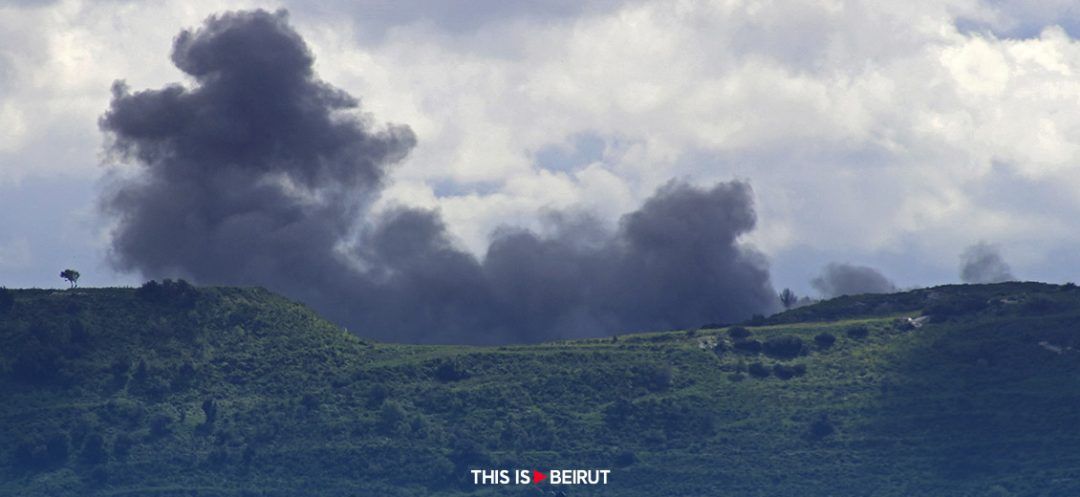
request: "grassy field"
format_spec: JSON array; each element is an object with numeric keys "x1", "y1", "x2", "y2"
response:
[{"x1": 1, "y1": 281, "x2": 1078, "y2": 496}]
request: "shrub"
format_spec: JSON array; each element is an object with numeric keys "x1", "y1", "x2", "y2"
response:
[
  {"x1": 733, "y1": 339, "x2": 763, "y2": 355},
  {"x1": 448, "y1": 437, "x2": 489, "y2": 470},
  {"x1": 106, "y1": 398, "x2": 146, "y2": 427},
  {"x1": 80, "y1": 432, "x2": 108, "y2": 464},
  {"x1": 149, "y1": 412, "x2": 174, "y2": 437},
  {"x1": 14, "y1": 432, "x2": 70, "y2": 468},
  {"x1": 87, "y1": 466, "x2": 109, "y2": 486},
  {"x1": 807, "y1": 413, "x2": 835, "y2": 440},
  {"x1": 1020, "y1": 296, "x2": 1062, "y2": 315},
  {"x1": 639, "y1": 364, "x2": 674, "y2": 392},
  {"x1": 728, "y1": 326, "x2": 751, "y2": 339},
  {"x1": 69, "y1": 319, "x2": 89, "y2": 344},
  {"x1": 748, "y1": 362, "x2": 770, "y2": 378},
  {"x1": 773, "y1": 363, "x2": 808, "y2": 380},
  {"x1": 378, "y1": 400, "x2": 408, "y2": 434},
  {"x1": 763, "y1": 336, "x2": 806, "y2": 359},
  {"x1": 11, "y1": 345, "x2": 62, "y2": 384},
  {"x1": 615, "y1": 450, "x2": 637, "y2": 467},
  {"x1": 113, "y1": 433, "x2": 134, "y2": 459},
  {"x1": 0, "y1": 287, "x2": 13, "y2": 313},
  {"x1": 433, "y1": 359, "x2": 470, "y2": 382},
  {"x1": 925, "y1": 295, "x2": 989, "y2": 320},
  {"x1": 727, "y1": 372, "x2": 746, "y2": 382},
  {"x1": 301, "y1": 393, "x2": 320, "y2": 410},
  {"x1": 845, "y1": 325, "x2": 869, "y2": 339},
  {"x1": 173, "y1": 361, "x2": 197, "y2": 391},
  {"x1": 604, "y1": 399, "x2": 635, "y2": 427},
  {"x1": 137, "y1": 279, "x2": 199, "y2": 308},
  {"x1": 814, "y1": 332, "x2": 837, "y2": 349},
  {"x1": 712, "y1": 340, "x2": 729, "y2": 356}
]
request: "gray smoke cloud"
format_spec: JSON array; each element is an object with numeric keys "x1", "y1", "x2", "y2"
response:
[
  {"x1": 811, "y1": 263, "x2": 896, "y2": 298},
  {"x1": 959, "y1": 242, "x2": 1014, "y2": 284},
  {"x1": 99, "y1": 9, "x2": 778, "y2": 344}
]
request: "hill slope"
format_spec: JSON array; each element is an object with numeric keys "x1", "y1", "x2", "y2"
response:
[{"x1": 1, "y1": 281, "x2": 1079, "y2": 496}]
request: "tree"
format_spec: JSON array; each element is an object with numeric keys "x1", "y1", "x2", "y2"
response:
[
  {"x1": 763, "y1": 335, "x2": 806, "y2": 359},
  {"x1": 0, "y1": 287, "x2": 13, "y2": 313},
  {"x1": 779, "y1": 288, "x2": 798, "y2": 309},
  {"x1": 60, "y1": 269, "x2": 80, "y2": 288}
]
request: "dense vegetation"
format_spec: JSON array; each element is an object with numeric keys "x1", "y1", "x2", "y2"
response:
[{"x1": 1, "y1": 282, "x2": 1079, "y2": 496}]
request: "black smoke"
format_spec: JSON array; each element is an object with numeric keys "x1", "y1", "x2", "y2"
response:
[
  {"x1": 811, "y1": 263, "x2": 896, "y2": 298},
  {"x1": 99, "y1": 9, "x2": 778, "y2": 344},
  {"x1": 960, "y1": 242, "x2": 1014, "y2": 284}
]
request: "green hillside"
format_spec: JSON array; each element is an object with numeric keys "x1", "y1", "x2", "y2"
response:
[{"x1": 1, "y1": 281, "x2": 1079, "y2": 496}]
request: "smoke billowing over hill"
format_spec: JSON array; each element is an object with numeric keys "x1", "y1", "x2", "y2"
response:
[
  {"x1": 99, "y1": 9, "x2": 778, "y2": 343},
  {"x1": 960, "y1": 242, "x2": 1015, "y2": 284},
  {"x1": 811, "y1": 263, "x2": 896, "y2": 298}
]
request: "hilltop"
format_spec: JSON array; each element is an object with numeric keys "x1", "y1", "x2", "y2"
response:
[{"x1": 1, "y1": 281, "x2": 1079, "y2": 496}]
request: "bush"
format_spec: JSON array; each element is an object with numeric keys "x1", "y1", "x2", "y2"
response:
[
  {"x1": 763, "y1": 336, "x2": 806, "y2": 359},
  {"x1": 201, "y1": 398, "x2": 218, "y2": 426},
  {"x1": 728, "y1": 326, "x2": 751, "y2": 339},
  {"x1": 11, "y1": 345, "x2": 62, "y2": 384},
  {"x1": 807, "y1": 413, "x2": 835, "y2": 440},
  {"x1": 773, "y1": 363, "x2": 808, "y2": 380},
  {"x1": 604, "y1": 399, "x2": 635, "y2": 427},
  {"x1": 925, "y1": 295, "x2": 989, "y2": 320},
  {"x1": 149, "y1": 412, "x2": 175, "y2": 437},
  {"x1": 80, "y1": 432, "x2": 108, "y2": 464},
  {"x1": 712, "y1": 340, "x2": 729, "y2": 356},
  {"x1": 733, "y1": 339, "x2": 763, "y2": 355},
  {"x1": 69, "y1": 319, "x2": 89, "y2": 344},
  {"x1": 845, "y1": 325, "x2": 869, "y2": 339},
  {"x1": 433, "y1": 359, "x2": 470, "y2": 382},
  {"x1": 113, "y1": 433, "x2": 134, "y2": 459},
  {"x1": 87, "y1": 466, "x2": 109, "y2": 486},
  {"x1": 727, "y1": 372, "x2": 746, "y2": 382},
  {"x1": 748, "y1": 362, "x2": 770, "y2": 378},
  {"x1": 814, "y1": 332, "x2": 837, "y2": 349},
  {"x1": 0, "y1": 287, "x2": 13, "y2": 313},
  {"x1": 637, "y1": 363, "x2": 674, "y2": 392},
  {"x1": 137, "y1": 279, "x2": 199, "y2": 308},
  {"x1": 378, "y1": 401, "x2": 408, "y2": 434},
  {"x1": 14, "y1": 432, "x2": 70, "y2": 468}
]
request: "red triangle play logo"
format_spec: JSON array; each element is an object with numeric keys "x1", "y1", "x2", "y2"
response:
[{"x1": 533, "y1": 470, "x2": 548, "y2": 484}]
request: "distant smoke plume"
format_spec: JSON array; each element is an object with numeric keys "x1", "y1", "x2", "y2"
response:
[
  {"x1": 99, "y1": 9, "x2": 778, "y2": 344},
  {"x1": 960, "y1": 242, "x2": 1014, "y2": 284},
  {"x1": 811, "y1": 263, "x2": 896, "y2": 298}
]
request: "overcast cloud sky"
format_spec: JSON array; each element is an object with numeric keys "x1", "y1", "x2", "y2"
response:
[{"x1": 2, "y1": 0, "x2": 1079, "y2": 296}]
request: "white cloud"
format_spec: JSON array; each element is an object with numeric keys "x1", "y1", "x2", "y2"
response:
[{"x1": 5, "y1": 0, "x2": 1080, "y2": 287}]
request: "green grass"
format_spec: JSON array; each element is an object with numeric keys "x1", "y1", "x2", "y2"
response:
[{"x1": 1, "y1": 282, "x2": 1079, "y2": 496}]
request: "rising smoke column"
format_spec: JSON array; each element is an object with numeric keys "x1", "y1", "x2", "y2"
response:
[
  {"x1": 959, "y1": 242, "x2": 1014, "y2": 284},
  {"x1": 811, "y1": 263, "x2": 896, "y2": 298},
  {"x1": 99, "y1": 9, "x2": 778, "y2": 344},
  {"x1": 99, "y1": 9, "x2": 416, "y2": 321}
]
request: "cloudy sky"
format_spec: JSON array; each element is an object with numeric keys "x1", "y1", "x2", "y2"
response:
[{"x1": 2, "y1": 0, "x2": 1080, "y2": 297}]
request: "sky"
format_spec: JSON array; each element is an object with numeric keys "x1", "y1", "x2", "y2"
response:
[{"x1": 2, "y1": 0, "x2": 1080, "y2": 299}]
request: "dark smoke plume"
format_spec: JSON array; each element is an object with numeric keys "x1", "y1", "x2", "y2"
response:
[
  {"x1": 811, "y1": 263, "x2": 896, "y2": 298},
  {"x1": 960, "y1": 242, "x2": 1014, "y2": 284},
  {"x1": 99, "y1": 9, "x2": 778, "y2": 344}
]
